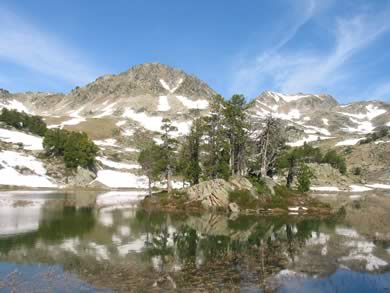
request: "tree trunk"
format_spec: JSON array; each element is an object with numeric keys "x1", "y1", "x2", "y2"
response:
[
  {"x1": 148, "y1": 177, "x2": 152, "y2": 196},
  {"x1": 167, "y1": 167, "x2": 172, "y2": 193},
  {"x1": 261, "y1": 131, "x2": 269, "y2": 178}
]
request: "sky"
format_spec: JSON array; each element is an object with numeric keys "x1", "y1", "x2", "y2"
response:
[{"x1": 1, "y1": 0, "x2": 390, "y2": 103}]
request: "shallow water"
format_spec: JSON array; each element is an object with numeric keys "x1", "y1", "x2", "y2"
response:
[{"x1": 0, "y1": 191, "x2": 390, "y2": 292}]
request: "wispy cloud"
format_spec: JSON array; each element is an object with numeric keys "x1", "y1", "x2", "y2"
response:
[
  {"x1": 230, "y1": 1, "x2": 390, "y2": 100},
  {"x1": 0, "y1": 6, "x2": 101, "y2": 87}
]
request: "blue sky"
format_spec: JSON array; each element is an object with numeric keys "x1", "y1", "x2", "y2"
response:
[{"x1": 1, "y1": 0, "x2": 390, "y2": 102}]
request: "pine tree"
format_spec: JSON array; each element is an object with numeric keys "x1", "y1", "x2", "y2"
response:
[
  {"x1": 297, "y1": 163, "x2": 313, "y2": 192},
  {"x1": 202, "y1": 95, "x2": 230, "y2": 180},
  {"x1": 160, "y1": 118, "x2": 178, "y2": 193},
  {"x1": 178, "y1": 118, "x2": 203, "y2": 185},
  {"x1": 138, "y1": 141, "x2": 165, "y2": 196},
  {"x1": 224, "y1": 94, "x2": 250, "y2": 176}
]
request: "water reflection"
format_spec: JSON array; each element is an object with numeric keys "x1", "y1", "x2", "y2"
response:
[{"x1": 0, "y1": 193, "x2": 389, "y2": 291}]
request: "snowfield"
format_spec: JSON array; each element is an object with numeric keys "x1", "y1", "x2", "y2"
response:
[
  {"x1": 310, "y1": 186, "x2": 340, "y2": 192},
  {"x1": 0, "y1": 99, "x2": 32, "y2": 114},
  {"x1": 0, "y1": 151, "x2": 56, "y2": 188},
  {"x1": 287, "y1": 135, "x2": 331, "y2": 147},
  {"x1": 158, "y1": 96, "x2": 170, "y2": 111},
  {"x1": 93, "y1": 139, "x2": 118, "y2": 147},
  {"x1": 97, "y1": 157, "x2": 141, "y2": 170},
  {"x1": 0, "y1": 128, "x2": 43, "y2": 150},
  {"x1": 93, "y1": 102, "x2": 118, "y2": 118},
  {"x1": 366, "y1": 184, "x2": 390, "y2": 190},
  {"x1": 93, "y1": 170, "x2": 148, "y2": 189},
  {"x1": 349, "y1": 185, "x2": 372, "y2": 192},
  {"x1": 122, "y1": 107, "x2": 191, "y2": 135},
  {"x1": 335, "y1": 138, "x2": 364, "y2": 146},
  {"x1": 265, "y1": 91, "x2": 313, "y2": 103},
  {"x1": 175, "y1": 95, "x2": 209, "y2": 110}
]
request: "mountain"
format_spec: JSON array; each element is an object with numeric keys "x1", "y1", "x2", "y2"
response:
[
  {"x1": 247, "y1": 91, "x2": 390, "y2": 146},
  {"x1": 0, "y1": 63, "x2": 390, "y2": 189}
]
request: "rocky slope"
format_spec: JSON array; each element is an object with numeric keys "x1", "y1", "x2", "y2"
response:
[
  {"x1": 0, "y1": 63, "x2": 389, "y2": 189},
  {"x1": 247, "y1": 91, "x2": 390, "y2": 146}
]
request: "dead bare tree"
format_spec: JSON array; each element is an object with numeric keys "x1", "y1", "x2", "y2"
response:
[{"x1": 254, "y1": 115, "x2": 286, "y2": 178}]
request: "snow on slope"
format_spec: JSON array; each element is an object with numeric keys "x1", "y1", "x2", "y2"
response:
[
  {"x1": 158, "y1": 96, "x2": 170, "y2": 111},
  {"x1": 97, "y1": 157, "x2": 141, "y2": 170},
  {"x1": 0, "y1": 128, "x2": 43, "y2": 150},
  {"x1": 338, "y1": 104, "x2": 387, "y2": 134},
  {"x1": 0, "y1": 151, "x2": 56, "y2": 188},
  {"x1": 335, "y1": 138, "x2": 364, "y2": 146},
  {"x1": 339, "y1": 104, "x2": 386, "y2": 121},
  {"x1": 94, "y1": 170, "x2": 148, "y2": 188},
  {"x1": 287, "y1": 135, "x2": 332, "y2": 147},
  {"x1": 266, "y1": 91, "x2": 313, "y2": 103},
  {"x1": 175, "y1": 95, "x2": 209, "y2": 109},
  {"x1": 122, "y1": 107, "x2": 191, "y2": 135},
  {"x1": 93, "y1": 102, "x2": 118, "y2": 118},
  {"x1": 0, "y1": 99, "x2": 32, "y2": 114},
  {"x1": 159, "y1": 78, "x2": 183, "y2": 94}
]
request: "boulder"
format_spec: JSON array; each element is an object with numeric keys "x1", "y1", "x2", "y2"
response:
[
  {"x1": 185, "y1": 177, "x2": 254, "y2": 209},
  {"x1": 67, "y1": 167, "x2": 97, "y2": 187},
  {"x1": 186, "y1": 179, "x2": 232, "y2": 209},
  {"x1": 229, "y1": 202, "x2": 240, "y2": 214}
]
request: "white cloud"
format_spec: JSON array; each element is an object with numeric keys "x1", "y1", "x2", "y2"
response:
[
  {"x1": 230, "y1": 3, "x2": 390, "y2": 99},
  {"x1": 0, "y1": 6, "x2": 101, "y2": 86}
]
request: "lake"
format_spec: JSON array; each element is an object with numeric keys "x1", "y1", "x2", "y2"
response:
[{"x1": 0, "y1": 190, "x2": 390, "y2": 292}]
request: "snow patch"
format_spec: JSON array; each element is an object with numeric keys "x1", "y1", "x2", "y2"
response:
[
  {"x1": 335, "y1": 138, "x2": 364, "y2": 146},
  {"x1": 0, "y1": 99, "x2": 32, "y2": 114},
  {"x1": 93, "y1": 139, "x2": 117, "y2": 147},
  {"x1": 287, "y1": 135, "x2": 332, "y2": 147},
  {"x1": 93, "y1": 102, "x2": 118, "y2": 118},
  {"x1": 116, "y1": 120, "x2": 126, "y2": 127},
  {"x1": 349, "y1": 185, "x2": 372, "y2": 192},
  {"x1": 93, "y1": 170, "x2": 148, "y2": 189},
  {"x1": 0, "y1": 128, "x2": 43, "y2": 150},
  {"x1": 97, "y1": 157, "x2": 141, "y2": 170},
  {"x1": 311, "y1": 186, "x2": 340, "y2": 192},
  {"x1": 158, "y1": 96, "x2": 170, "y2": 111},
  {"x1": 122, "y1": 107, "x2": 191, "y2": 135},
  {"x1": 176, "y1": 95, "x2": 209, "y2": 110},
  {"x1": 366, "y1": 184, "x2": 390, "y2": 190},
  {"x1": 61, "y1": 117, "x2": 86, "y2": 126}
]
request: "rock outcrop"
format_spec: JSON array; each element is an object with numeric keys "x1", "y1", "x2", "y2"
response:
[{"x1": 186, "y1": 177, "x2": 254, "y2": 209}]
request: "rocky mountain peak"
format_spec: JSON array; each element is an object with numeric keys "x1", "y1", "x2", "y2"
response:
[{"x1": 69, "y1": 62, "x2": 216, "y2": 101}]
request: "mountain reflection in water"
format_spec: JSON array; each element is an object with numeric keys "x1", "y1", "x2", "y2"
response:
[{"x1": 0, "y1": 192, "x2": 389, "y2": 292}]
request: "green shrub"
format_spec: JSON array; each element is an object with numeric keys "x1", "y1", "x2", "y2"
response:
[
  {"x1": 0, "y1": 108, "x2": 47, "y2": 136},
  {"x1": 63, "y1": 132, "x2": 99, "y2": 169},
  {"x1": 228, "y1": 189, "x2": 258, "y2": 209},
  {"x1": 322, "y1": 150, "x2": 347, "y2": 174},
  {"x1": 44, "y1": 128, "x2": 98, "y2": 169},
  {"x1": 297, "y1": 163, "x2": 313, "y2": 192}
]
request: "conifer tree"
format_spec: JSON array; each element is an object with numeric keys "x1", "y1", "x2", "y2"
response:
[
  {"x1": 178, "y1": 117, "x2": 203, "y2": 185},
  {"x1": 160, "y1": 118, "x2": 178, "y2": 193},
  {"x1": 138, "y1": 141, "x2": 165, "y2": 196},
  {"x1": 224, "y1": 94, "x2": 250, "y2": 176},
  {"x1": 202, "y1": 95, "x2": 230, "y2": 180}
]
